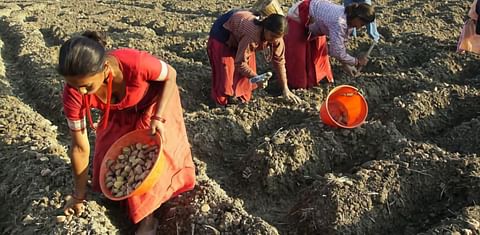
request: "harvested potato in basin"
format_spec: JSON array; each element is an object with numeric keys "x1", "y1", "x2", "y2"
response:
[{"x1": 104, "y1": 142, "x2": 159, "y2": 198}]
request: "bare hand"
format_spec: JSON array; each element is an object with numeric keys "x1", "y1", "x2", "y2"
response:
[
  {"x1": 258, "y1": 81, "x2": 268, "y2": 89},
  {"x1": 63, "y1": 195, "x2": 85, "y2": 217},
  {"x1": 283, "y1": 89, "x2": 302, "y2": 104},
  {"x1": 357, "y1": 54, "x2": 369, "y2": 66},
  {"x1": 150, "y1": 119, "x2": 166, "y2": 143},
  {"x1": 342, "y1": 64, "x2": 360, "y2": 77}
]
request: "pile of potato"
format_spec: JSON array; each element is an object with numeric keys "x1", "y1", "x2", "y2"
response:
[{"x1": 104, "y1": 143, "x2": 159, "y2": 198}]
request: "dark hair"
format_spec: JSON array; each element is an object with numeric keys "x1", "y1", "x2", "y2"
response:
[
  {"x1": 345, "y1": 3, "x2": 375, "y2": 24},
  {"x1": 254, "y1": 14, "x2": 288, "y2": 35},
  {"x1": 57, "y1": 30, "x2": 108, "y2": 77}
]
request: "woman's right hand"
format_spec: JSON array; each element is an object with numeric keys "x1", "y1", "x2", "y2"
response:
[
  {"x1": 283, "y1": 89, "x2": 303, "y2": 104},
  {"x1": 342, "y1": 63, "x2": 360, "y2": 77},
  {"x1": 357, "y1": 54, "x2": 369, "y2": 66},
  {"x1": 63, "y1": 194, "x2": 86, "y2": 216}
]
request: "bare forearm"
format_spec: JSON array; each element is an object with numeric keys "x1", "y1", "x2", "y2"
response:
[
  {"x1": 155, "y1": 72, "x2": 176, "y2": 117},
  {"x1": 274, "y1": 63, "x2": 289, "y2": 92},
  {"x1": 69, "y1": 146, "x2": 89, "y2": 197},
  {"x1": 235, "y1": 41, "x2": 257, "y2": 78},
  {"x1": 236, "y1": 62, "x2": 257, "y2": 78}
]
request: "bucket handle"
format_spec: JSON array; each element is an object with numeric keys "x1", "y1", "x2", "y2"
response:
[
  {"x1": 340, "y1": 91, "x2": 358, "y2": 97},
  {"x1": 327, "y1": 84, "x2": 365, "y2": 97}
]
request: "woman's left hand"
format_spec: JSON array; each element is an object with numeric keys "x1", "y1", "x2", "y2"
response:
[
  {"x1": 63, "y1": 195, "x2": 85, "y2": 217},
  {"x1": 283, "y1": 89, "x2": 303, "y2": 104},
  {"x1": 150, "y1": 119, "x2": 166, "y2": 143}
]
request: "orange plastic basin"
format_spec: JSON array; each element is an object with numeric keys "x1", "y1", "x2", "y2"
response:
[
  {"x1": 320, "y1": 85, "x2": 368, "y2": 129},
  {"x1": 99, "y1": 129, "x2": 166, "y2": 201}
]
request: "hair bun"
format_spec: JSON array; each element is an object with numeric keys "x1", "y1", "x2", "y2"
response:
[{"x1": 82, "y1": 30, "x2": 107, "y2": 47}]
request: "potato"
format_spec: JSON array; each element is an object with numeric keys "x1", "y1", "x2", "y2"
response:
[
  {"x1": 106, "y1": 176, "x2": 114, "y2": 183},
  {"x1": 134, "y1": 165, "x2": 143, "y2": 175},
  {"x1": 132, "y1": 158, "x2": 141, "y2": 167},
  {"x1": 145, "y1": 160, "x2": 152, "y2": 169},
  {"x1": 106, "y1": 159, "x2": 114, "y2": 167},
  {"x1": 114, "y1": 163, "x2": 124, "y2": 170},
  {"x1": 144, "y1": 146, "x2": 157, "y2": 154},
  {"x1": 105, "y1": 142, "x2": 159, "y2": 197},
  {"x1": 122, "y1": 147, "x2": 131, "y2": 155},
  {"x1": 113, "y1": 181, "x2": 123, "y2": 189},
  {"x1": 128, "y1": 174, "x2": 135, "y2": 184}
]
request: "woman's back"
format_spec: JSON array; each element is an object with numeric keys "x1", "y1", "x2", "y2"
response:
[
  {"x1": 309, "y1": 0, "x2": 346, "y2": 36},
  {"x1": 223, "y1": 11, "x2": 261, "y2": 46}
]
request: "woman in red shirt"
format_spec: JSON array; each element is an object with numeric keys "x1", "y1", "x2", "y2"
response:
[
  {"x1": 208, "y1": 11, "x2": 301, "y2": 106},
  {"x1": 59, "y1": 31, "x2": 195, "y2": 234}
]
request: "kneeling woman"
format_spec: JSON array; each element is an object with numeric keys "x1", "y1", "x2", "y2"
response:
[
  {"x1": 59, "y1": 31, "x2": 195, "y2": 234},
  {"x1": 207, "y1": 11, "x2": 301, "y2": 105}
]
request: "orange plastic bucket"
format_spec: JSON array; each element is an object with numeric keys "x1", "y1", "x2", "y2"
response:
[
  {"x1": 99, "y1": 129, "x2": 167, "y2": 201},
  {"x1": 320, "y1": 85, "x2": 368, "y2": 128}
]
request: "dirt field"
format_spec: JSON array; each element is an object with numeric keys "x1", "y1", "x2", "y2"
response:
[{"x1": 1, "y1": 0, "x2": 480, "y2": 234}]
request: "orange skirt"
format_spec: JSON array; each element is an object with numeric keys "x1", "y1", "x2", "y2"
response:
[{"x1": 92, "y1": 84, "x2": 195, "y2": 223}]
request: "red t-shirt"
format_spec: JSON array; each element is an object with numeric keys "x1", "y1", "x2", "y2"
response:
[{"x1": 62, "y1": 48, "x2": 169, "y2": 131}]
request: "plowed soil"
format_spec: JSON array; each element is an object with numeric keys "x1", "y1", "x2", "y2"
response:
[{"x1": 0, "y1": 0, "x2": 479, "y2": 234}]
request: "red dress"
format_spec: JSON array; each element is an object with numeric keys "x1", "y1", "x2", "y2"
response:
[
  {"x1": 62, "y1": 48, "x2": 195, "y2": 223},
  {"x1": 207, "y1": 37, "x2": 257, "y2": 105},
  {"x1": 284, "y1": 0, "x2": 334, "y2": 89}
]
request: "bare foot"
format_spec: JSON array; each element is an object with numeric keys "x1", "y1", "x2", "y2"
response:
[{"x1": 135, "y1": 215, "x2": 158, "y2": 235}]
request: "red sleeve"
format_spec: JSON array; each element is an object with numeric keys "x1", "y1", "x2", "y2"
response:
[
  {"x1": 63, "y1": 84, "x2": 86, "y2": 131},
  {"x1": 139, "y1": 52, "x2": 169, "y2": 81}
]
